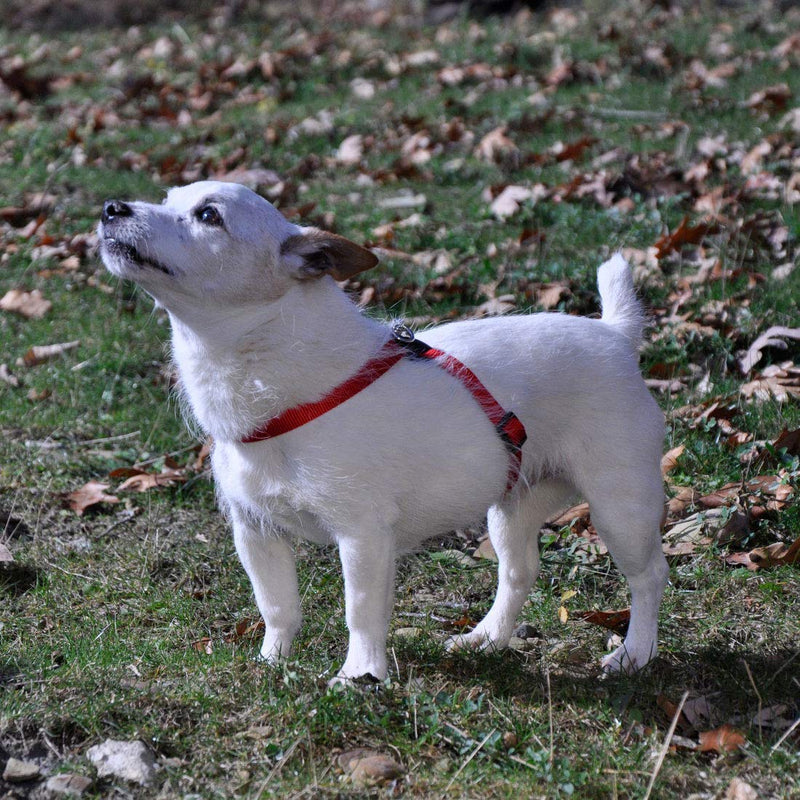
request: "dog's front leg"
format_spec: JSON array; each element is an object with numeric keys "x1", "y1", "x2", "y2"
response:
[
  {"x1": 231, "y1": 510, "x2": 301, "y2": 663},
  {"x1": 331, "y1": 533, "x2": 396, "y2": 685}
]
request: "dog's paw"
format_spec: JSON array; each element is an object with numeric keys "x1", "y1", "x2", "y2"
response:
[
  {"x1": 257, "y1": 633, "x2": 294, "y2": 664},
  {"x1": 327, "y1": 671, "x2": 384, "y2": 690},
  {"x1": 601, "y1": 643, "x2": 653, "y2": 675},
  {"x1": 445, "y1": 630, "x2": 506, "y2": 654}
]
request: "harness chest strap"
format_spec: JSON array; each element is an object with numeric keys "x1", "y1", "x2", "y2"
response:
[{"x1": 242, "y1": 324, "x2": 528, "y2": 493}]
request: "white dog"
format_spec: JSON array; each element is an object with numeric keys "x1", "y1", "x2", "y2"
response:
[{"x1": 99, "y1": 181, "x2": 669, "y2": 684}]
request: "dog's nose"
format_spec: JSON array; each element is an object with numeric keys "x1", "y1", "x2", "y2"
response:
[{"x1": 102, "y1": 200, "x2": 134, "y2": 223}]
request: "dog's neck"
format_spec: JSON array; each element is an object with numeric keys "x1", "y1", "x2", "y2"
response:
[{"x1": 168, "y1": 278, "x2": 387, "y2": 442}]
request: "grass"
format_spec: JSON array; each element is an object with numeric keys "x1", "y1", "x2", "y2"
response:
[{"x1": 1, "y1": 0, "x2": 799, "y2": 797}]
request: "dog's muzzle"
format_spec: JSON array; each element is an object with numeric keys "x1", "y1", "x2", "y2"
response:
[{"x1": 102, "y1": 200, "x2": 134, "y2": 224}]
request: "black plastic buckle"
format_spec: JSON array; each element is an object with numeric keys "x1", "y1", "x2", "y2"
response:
[
  {"x1": 392, "y1": 322, "x2": 433, "y2": 359},
  {"x1": 496, "y1": 411, "x2": 527, "y2": 453}
]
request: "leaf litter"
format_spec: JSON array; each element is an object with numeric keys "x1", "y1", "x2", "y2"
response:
[{"x1": 3, "y1": 2, "x2": 799, "y2": 797}]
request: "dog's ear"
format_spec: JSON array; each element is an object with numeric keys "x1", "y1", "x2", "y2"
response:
[{"x1": 281, "y1": 229, "x2": 378, "y2": 281}]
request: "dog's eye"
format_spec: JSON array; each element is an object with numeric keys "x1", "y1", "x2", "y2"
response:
[{"x1": 195, "y1": 205, "x2": 223, "y2": 227}]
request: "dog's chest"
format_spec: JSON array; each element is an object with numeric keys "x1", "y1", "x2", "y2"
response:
[{"x1": 211, "y1": 441, "x2": 334, "y2": 544}]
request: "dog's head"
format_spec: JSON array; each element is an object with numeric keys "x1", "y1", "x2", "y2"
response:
[{"x1": 98, "y1": 181, "x2": 377, "y2": 312}]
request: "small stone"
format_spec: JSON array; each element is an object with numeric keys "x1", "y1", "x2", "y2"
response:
[
  {"x1": 86, "y1": 739, "x2": 155, "y2": 785},
  {"x1": 512, "y1": 623, "x2": 539, "y2": 640},
  {"x1": 3, "y1": 757, "x2": 40, "y2": 782},
  {"x1": 473, "y1": 538, "x2": 497, "y2": 561},
  {"x1": 44, "y1": 773, "x2": 93, "y2": 796}
]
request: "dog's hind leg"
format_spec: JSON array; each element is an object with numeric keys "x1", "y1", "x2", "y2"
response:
[
  {"x1": 232, "y1": 510, "x2": 302, "y2": 663},
  {"x1": 332, "y1": 531, "x2": 396, "y2": 684},
  {"x1": 578, "y1": 465, "x2": 669, "y2": 674},
  {"x1": 447, "y1": 478, "x2": 576, "y2": 653}
]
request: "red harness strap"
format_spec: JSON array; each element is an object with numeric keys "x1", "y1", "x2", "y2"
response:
[{"x1": 242, "y1": 324, "x2": 527, "y2": 493}]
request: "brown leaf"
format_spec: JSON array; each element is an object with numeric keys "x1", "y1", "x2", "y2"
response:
[
  {"x1": 657, "y1": 694, "x2": 690, "y2": 730},
  {"x1": 681, "y1": 695, "x2": 719, "y2": 729},
  {"x1": 473, "y1": 537, "x2": 497, "y2": 561},
  {"x1": 741, "y1": 361, "x2": 800, "y2": 402},
  {"x1": 0, "y1": 364, "x2": 19, "y2": 387},
  {"x1": 474, "y1": 126, "x2": 520, "y2": 167},
  {"x1": 745, "y1": 83, "x2": 792, "y2": 115},
  {"x1": 654, "y1": 216, "x2": 719, "y2": 259},
  {"x1": 551, "y1": 136, "x2": 597, "y2": 163},
  {"x1": 18, "y1": 340, "x2": 80, "y2": 367},
  {"x1": 337, "y1": 749, "x2": 404, "y2": 785},
  {"x1": 573, "y1": 608, "x2": 630, "y2": 634},
  {"x1": 772, "y1": 428, "x2": 800, "y2": 457},
  {"x1": 334, "y1": 134, "x2": 364, "y2": 166},
  {"x1": 117, "y1": 468, "x2": 186, "y2": 492},
  {"x1": 536, "y1": 282, "x2": 570, "y2": 310},
  {"x1": 489, "y1": 185, "x2": 536, "y2": 219},
  {"x1": 0, "y1": 542, "x2": 14, "y2": 563},
  {"x1": 192, "y1": 440, "x2": 213, "y2": 471},
  {"x1": 661, "y1": 445, "x2": 686, "y2": 477},
  {"x1": 725, "y1": 536, "x2": 800, "y2": 571},
  {"x1": 0, "y1": 289, "x2": 52, "y2": 319},
  {"x1": 67, "y1": 481, "x2": 120, "y2": 516},
  {"x1": 192, "y1": 637, "x2": 213, "y2": 655},
  {"x1": 724, "y1": 777, "x2": 758, "y2": 800},
  {"x1": 224, "y1": 617, "x2": 265, "y2": 643},
  {"x1": 697, "y1": 724, "x2": 746, "y2": 753},
  {"x1": 739, "y1": 326, "x2": 800, "y2": 374},
  {"x1": 548, "y1": 502, "x2": 590, "y2": 528}
]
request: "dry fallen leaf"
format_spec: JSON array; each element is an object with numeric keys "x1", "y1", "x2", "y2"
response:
[
  {"x1": 489, "y1": 185, "x2": 533, "y2": 219},
  {"x1": 739, "y1": 326, "x2": 800, "y2": 374},
  {"x1": 224, "y1": 617, "x2": 265, "y2": 643},
  {"x1": 0, "y1": 364, "x2": 19, "y2": 387},
  {"x1": 741, "y1": 362, "x2": 800, "y2": 402},
  {"x1": 0, "y1": 288, "x2": 52, "y2": 319},
  {"x1": 0, "y1": 542, "x2": 14, "y2": 563},
  {"x1": 473, "y1": 537, "x2": 497, "y2": 561},
  {"x1": 654, "y1": 216, "x2": 719, "y2": 259},
  {"x1": 697, "y1": 724, "x2": 746, "y2": 753},
  {"x1": 67, "y1": 481, "x2": 120, "y2": 516},
  {"x1": 116, "y1": 469, "x2": 187, "y2": 492},
  {"x1": 18, "y1": 340, "x2": 80, "y2": 367},
  {"x1": 337, "y1": 749, "x2": 404, "y2": 785},
  {"x1": 548, "y1": 501, "x2": 590, "y2": 528},
  {"x1": 725, "y1": 536, "x2": 800, "y2": 570},
  {"x1": 192, "y1": 637, "x2": 213, "y2": 655},
  {"x1": 335, "y1": 134, "x2": 364, "y2": 166},
  {"x1": 724, "y1": 777, "x2": 758, "y2": 800},
  {"x1": 661, "y1": 445, "x2": 686, "y2": 477},
  {"x1": 474, "y1": 126, "x2": 520, "y2": 166},
  {"x1": 745, "y1": 83, "x2": 792, "y2": 115},
  {"x1": 573, "y1": 608, "x2": 630, "y2": 634}
]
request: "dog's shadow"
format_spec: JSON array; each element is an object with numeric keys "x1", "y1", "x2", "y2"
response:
[{"x1": 394, "y1": 638, "x2": 799, "y2": 731}]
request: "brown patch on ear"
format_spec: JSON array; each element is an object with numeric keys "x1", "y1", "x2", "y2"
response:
[{"x1": 281, "y1": 229, "x2": 378, "y2": 281}]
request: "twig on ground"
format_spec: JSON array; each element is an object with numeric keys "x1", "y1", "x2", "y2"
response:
[
  {"x1": 255, "y1": 736, "x2": 303, "y2": 798},
  {"x1": 444, "y1": 729, "x2": 496, "y2": 794},
  {"x1": 546, "y1": 666, "x2": 554, "y2": 768},
  {"x1": 770, "y1": 715, "x2": 800, "y2": 753},
  {"x1": 743, "y1": 660, "x2": 763, "y2": 745},
  {"x1": 642, "y1": 690, "x2": 689, "y2": 800}
]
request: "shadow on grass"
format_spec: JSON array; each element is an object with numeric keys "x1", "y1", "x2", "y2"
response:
[
  {"x1": 396, "y1": 637, "x2": 798, "y2": 730},
  {"x1": 0, "y1": 563, "x2": 41, "y2": 597}
]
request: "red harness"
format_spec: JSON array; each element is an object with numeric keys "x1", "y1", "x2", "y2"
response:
[{"x1": 242, "y1": 324, "x2": 527, "y2": 493}]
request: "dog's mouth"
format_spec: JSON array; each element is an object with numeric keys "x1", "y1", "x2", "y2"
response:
[{"x1": 102, "y1": 237, "x2": 174, "y2": 277}]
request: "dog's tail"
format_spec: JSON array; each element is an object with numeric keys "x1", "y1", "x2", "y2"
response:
[{"x1": 597, "y1": 253, "x2": 645, "y2": 349}]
